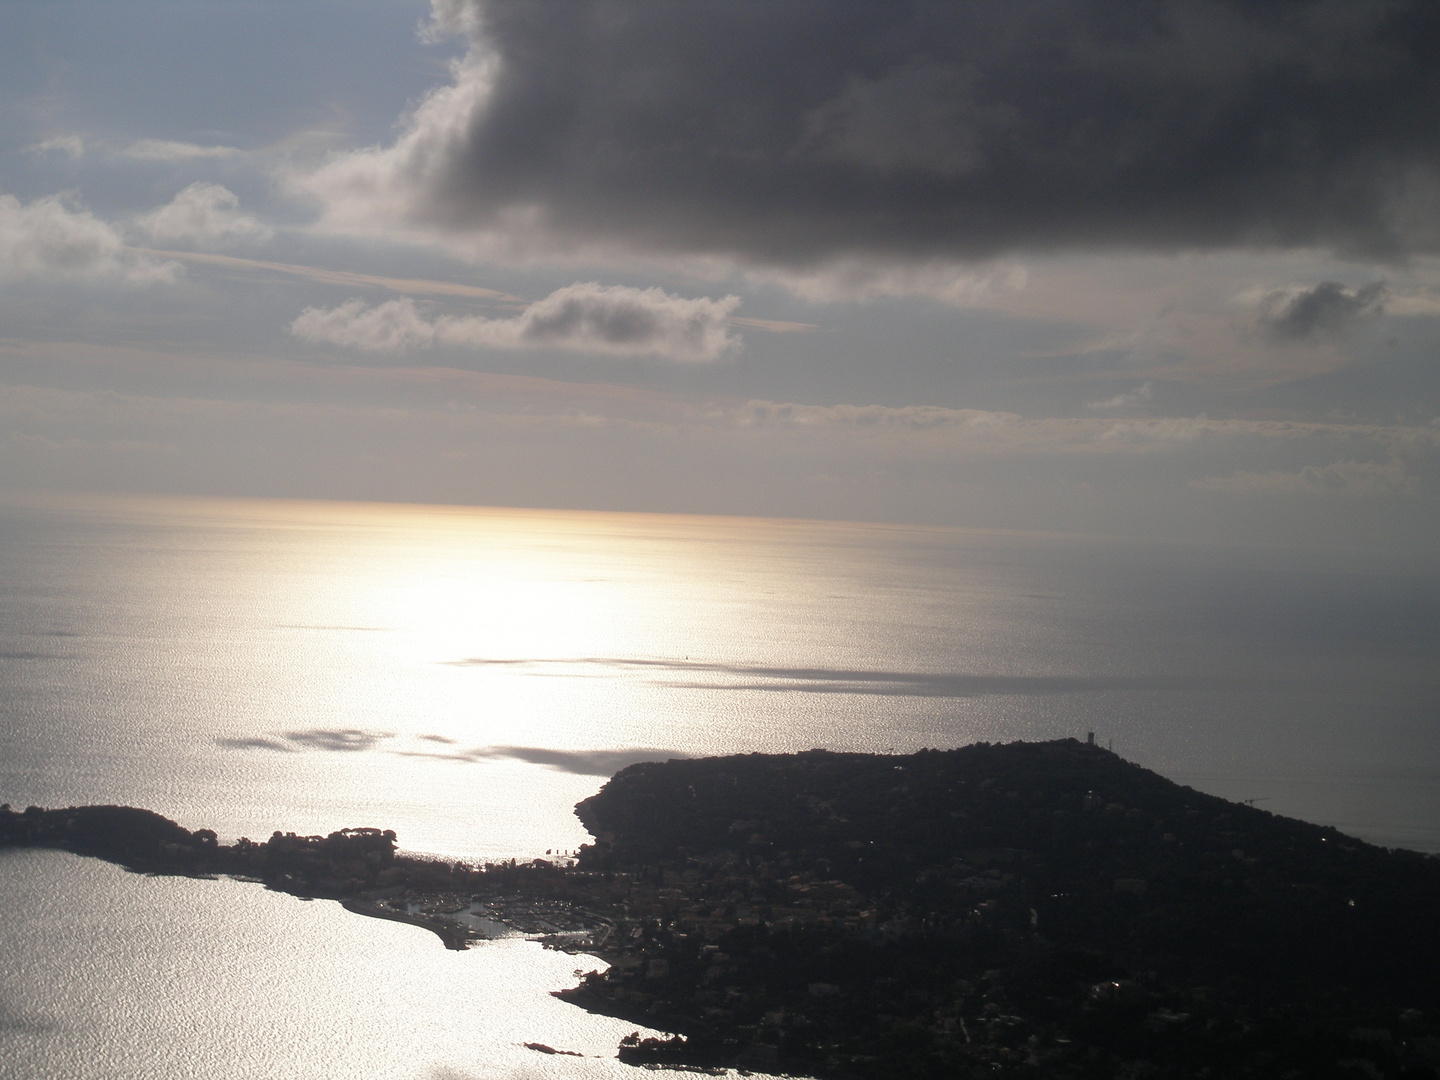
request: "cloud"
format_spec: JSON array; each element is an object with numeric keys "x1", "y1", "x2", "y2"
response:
[
  {"x1": 726, "y1": 315, "x2": 818, "y2": 334},
  {"x1": 0, "y1": 191, "x2": 179, "y2": 285},
  {"x1": 291, "y1": 282, "x2": 742, "y2": 362},
  {"x1": 763, "y1": 259, "x2": 1029, "y2": 306},
  {"x1": 1256, "y1": 281, "x2": 1388, "y2": 340},
  {"x1": 24, "y1": 137, "x2": 245, "y2": 163},
  {"x1": 292, "y1": 297, "x2": 437, "y2": 352},
  {"x1": 293, "y1": 0, "x2": 1440, "y2": 273},
  {"x1": 135, "y1": 183, "x2": 273, "y2": 247},
  {"x1": 137, "y1": 248, "x2": 518, "y2": 299},
  {"x1": 3, "y1": 371, "x2": 1435, "y2": 551},
  {"x1": 120, "y1": 139, "x2": 244, "y2": 162},
  {"x1": 1384, "y1": 286, "x2": 1440, "y2": 318},
  {"x1": 1088, "y1": 383, "x2": 1154, "y2": 410},
  {"x1": 729, "y1": 399, "x2": 1440, "y2": 460},
  {"x1": 24, "y1": 135, "x2": 86, "y2": 159},
  {"x1": 1192, "y1": 458, "x2": 1414, "y2": 497}
]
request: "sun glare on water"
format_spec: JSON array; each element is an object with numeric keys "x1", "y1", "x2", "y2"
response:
[{"x1": 8, "y1": 491, "x2": 1435, "y2": 860}]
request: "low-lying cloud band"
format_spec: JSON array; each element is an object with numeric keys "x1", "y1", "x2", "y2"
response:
[{"x1": 291, "y1": 282, "x2": 741, "y2": 362}]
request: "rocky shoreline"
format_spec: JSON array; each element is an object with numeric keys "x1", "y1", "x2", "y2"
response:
[{"x1": 5, "y1": 739, "x2": 1440, "y2": 1078}]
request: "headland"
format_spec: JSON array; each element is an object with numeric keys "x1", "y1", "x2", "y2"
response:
[{"x1": 5, "y1": 739, "x2": 1439, "y2": 1078}]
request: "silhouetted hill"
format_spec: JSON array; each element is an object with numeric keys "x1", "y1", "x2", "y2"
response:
[{"x1": 570, "y1": 741, "x2": 1440, "y2": 1076}]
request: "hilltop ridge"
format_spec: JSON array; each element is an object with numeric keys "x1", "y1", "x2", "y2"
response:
[{"x1": 565, "y1": 740, "x2": 1440, "y2": 1076}]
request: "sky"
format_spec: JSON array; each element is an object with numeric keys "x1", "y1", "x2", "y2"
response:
[{"x1": 2, "y1": 0, "x2": 1438, "y2": 557}]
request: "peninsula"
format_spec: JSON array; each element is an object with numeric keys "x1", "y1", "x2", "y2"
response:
[{"x1": 5, "y1": 739, "x2": 1439, "y2": 1078}]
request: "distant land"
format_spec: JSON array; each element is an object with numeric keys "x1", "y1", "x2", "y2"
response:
[{"x1": 5, "y1": 740, "x2": 1440, "y2": 1079}]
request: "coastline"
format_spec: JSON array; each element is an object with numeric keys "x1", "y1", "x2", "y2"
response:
[
  {"x1": 338, "y1": 898, "x2": 484, "y2": 951},
  {"x1": 6, "y1": 740, "x2": 1440, "y2": 1079}
]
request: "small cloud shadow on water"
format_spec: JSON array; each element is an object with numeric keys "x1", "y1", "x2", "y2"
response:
[
  {"x1": 215, "y1": 736, "x2": 294, "y2": 752},
  {"x1": 448, "y1": 657, "x2": 1203, "y2": 698},
  {"x1": 214, "y1": 729, "x2": 673, "y2": 775},
  {"x1": 662, "y1": 674, "x2": 1177, "y2": 697},
  {"x1": 215, "y1": 728, "x2": 393, "y2": 753},
  {"x1": 0, "y1": 999, "x2": 59, "y2": 1036},
  {"x1": 285, "y1": 728, "x2": 392, "y2": 752},
  {"x1": 396, "y1": 745, "x2": 688, "y2": 776}
]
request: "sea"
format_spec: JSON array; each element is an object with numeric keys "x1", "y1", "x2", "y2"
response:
[{"x1": 1, "y1": 491, "x2": 1436, "y2": 1079}]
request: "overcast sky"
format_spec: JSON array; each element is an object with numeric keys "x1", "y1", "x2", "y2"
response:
[{"x1": 2, "y1": 0, "x2": 1438, "y2": 556}]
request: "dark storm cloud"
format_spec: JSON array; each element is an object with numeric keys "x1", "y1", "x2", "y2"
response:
[
  {"x1": 1259, "y1": 281, "x2": 1388, "y2": 339},
  {"x1": 384, "y1": 0, "x2": 1440, "y2": 264}
]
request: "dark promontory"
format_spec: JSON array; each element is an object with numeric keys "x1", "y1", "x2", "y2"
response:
[
  {"x1": 560, "y1": 740, "x2": 1440, "y2": 1078},
  {"x1": 5, "y1": 739, "x2": 1440, "y2": 1079}
]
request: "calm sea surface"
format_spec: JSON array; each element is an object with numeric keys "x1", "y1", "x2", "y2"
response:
[{"x1": 1, "y1": 492, "x2": 1437, "y2": 1078}]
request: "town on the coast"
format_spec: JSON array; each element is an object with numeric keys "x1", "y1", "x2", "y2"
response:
[{"x1": 4, "y1": 738, "x2": 1440, "y2": 1079}]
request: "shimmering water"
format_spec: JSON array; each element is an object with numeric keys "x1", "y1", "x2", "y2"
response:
[
  {"x1": 1, "y1": 491, "x2": 1437, "y2": 1078},
  {"x1": 0, "y1": 849, "x2": 679, "y2": 1080}
]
